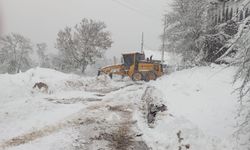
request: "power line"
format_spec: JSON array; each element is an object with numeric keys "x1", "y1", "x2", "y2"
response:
[
  {"x1": 111, "y1": 0, "x2": 149, "y2": 18},
  {"x1": 110, "y1": 0, "x2": 158, "y2": 20},
  {"x1": 120, "y1": 0, "x2": 163, "y2": 19},
  {"x1": 125, "y1": 0, "x2": 156, "y2": 12}
]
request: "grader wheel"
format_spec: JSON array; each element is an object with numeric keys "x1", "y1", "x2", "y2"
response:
[
  {"x1": 145, "y1": 72, "x2": 157, "y2": 81},
  {"x1": 132, "y1": 72, "x2": 143, "y2": 81}
]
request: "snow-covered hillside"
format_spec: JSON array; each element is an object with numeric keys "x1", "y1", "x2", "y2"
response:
[{"x1": 0, "y1": 65, "x2": 243, "y2": 150}]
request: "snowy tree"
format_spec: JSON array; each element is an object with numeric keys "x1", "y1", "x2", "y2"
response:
[
  {"x1": 0, "y1": 33, "x2": 33, "y2": 73},
  {"x1": 56, "y1": 18, "x2": 112, "y2": 73},
  {"x1": 196, "y1": 25, "x2": 232, "y2": 63},
  {"x1": 231, "y1": 19, "x2": 250, "y2": 150},
  {"x1": 162, "y1": 0, "x2": 209, "y2": 63},
  {"x1": 233, "y1": 26, "x2": 250, "y2": 99},
  {"x1": 36, "y1": 43, "x2": 50, "y2": 68}
]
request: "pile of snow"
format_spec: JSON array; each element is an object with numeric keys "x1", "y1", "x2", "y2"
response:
[
  {"x1": 0, "y1": 67, "x2": 126, "y2": 96},
  {"x1": 135, "y1": 64, "x2": 241, "y2": 150}
]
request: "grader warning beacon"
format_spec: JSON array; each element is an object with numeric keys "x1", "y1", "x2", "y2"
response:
[{"x1": 98, "y1": 52, "x2": 165, "y2": 81}]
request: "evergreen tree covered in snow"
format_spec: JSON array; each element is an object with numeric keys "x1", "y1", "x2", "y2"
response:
[
  {"x1": 56, "y1": 18, "x2": 112, "y2": 73},
  {"x1": 0, "y1": 33, "x2": 33, "y2": 73}
]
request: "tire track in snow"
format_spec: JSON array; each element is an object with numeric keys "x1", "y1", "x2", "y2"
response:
[
  {"x1": 0, "y1": 109, "x2": 97, "y2": 149},
  {"x1": 84, "y1": 82, "x2": 143, "y2": 94},
  {"x1": 0, "y1": 82, "x2": 147, "y2": 150},
  {"x1": 79, "y1": 85, "x2": 150, "y2": 150}
]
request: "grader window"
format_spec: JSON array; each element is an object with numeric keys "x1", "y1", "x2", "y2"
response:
[
  {"x1": 135, "y1": 53, "x2": 145, "y2": 62},
  {"x1": 123, "y1": 53, "x2": 145, "y2": 67},
  {"x1": 123, "y1": 54, "x2": 134, "y2": 67}
]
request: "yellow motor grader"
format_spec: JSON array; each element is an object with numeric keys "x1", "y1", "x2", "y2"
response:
[{"x1": 98, "y1": 52, "x2": 165, "y2": 81}]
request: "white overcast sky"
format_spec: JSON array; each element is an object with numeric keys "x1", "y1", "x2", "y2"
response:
[{"x1": 0, "y1": 0, "x2": 171, "y2": 57}]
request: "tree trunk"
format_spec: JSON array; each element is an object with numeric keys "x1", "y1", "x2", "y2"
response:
[
  {"x1": 222, "y1": 2, "x2": 226, "y2": 22},
  {"x1": 81, "y1": 63, "x2": 87, "y2": 73}
]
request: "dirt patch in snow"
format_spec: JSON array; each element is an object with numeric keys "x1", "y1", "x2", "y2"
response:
[
  {"x1": 72, "y1": 101, "x2": 149, "y2": 150},
  {"x1": 100, "y1": 127, "x2": 149, "y2": 150},
  {"x1": 91, "y1": 108, "x2": 149, "y2": 150},
  {"x1": 141, "y1": 86, "x2": 167, "y2": 126},
  {"x1": 0, "y1": 122, "x2": 67, "y2": 149},
  {"x1": 84, "y1": 83, "x2": 141, "y2": 94},
  {"x1": 96, "y1": 126, "x2": 133, "y2": 150},
  {"x1": 106, "y1": 105, "x2": 131, "y2": 113},
  {"x1": 45, "y1": 97, "x2": 102, "y2": 104},
  {"x1": 0, "y1": 116, "x2": 95, "y2": 149}
]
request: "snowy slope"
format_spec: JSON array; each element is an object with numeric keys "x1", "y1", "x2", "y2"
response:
[
  {"x1": 0, "y1": 65, "x2": 243, "y2": 150},
  {"x1": 135, "y1": 64, "x2": 240, "y2": 150}
]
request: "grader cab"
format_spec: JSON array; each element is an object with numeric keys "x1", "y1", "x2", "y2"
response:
[{"x1": 98, "y1": 52, "x2": 165, "y2": 81}]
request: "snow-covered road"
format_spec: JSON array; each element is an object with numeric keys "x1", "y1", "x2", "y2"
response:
[
  {"x1": 0, "y1": 66, "x2": 243, "y2": 150},
  {"x1": 0, "y1": 69, "x2": 150, "y2": 150}
]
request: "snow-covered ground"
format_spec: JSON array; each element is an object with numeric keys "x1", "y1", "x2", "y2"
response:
[
  {"x1": 0, "y1": 64, "x2": 244, "y2": 150},
  {"x1": 137, "y1": 64, "x2": 240, "y2": 150}
]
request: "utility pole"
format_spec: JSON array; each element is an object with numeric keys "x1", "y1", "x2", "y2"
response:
[
  {"x1": 162, "y1": 15, "x2": 167, "y2": 63},
  {"x1": 141, "y1": 32, "x2": 144, "y2": 53}
]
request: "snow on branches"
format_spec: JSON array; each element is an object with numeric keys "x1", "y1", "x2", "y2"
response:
[{"x1": 56, "y1": 18, "x2": 113, "y2": 73}]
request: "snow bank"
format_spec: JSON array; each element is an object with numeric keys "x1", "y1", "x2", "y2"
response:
[
  {"x1": 153, "y1": 64, "x2": 238, "y2": 138},
  {"x1": 135, "y1": 64, "x2": 241, "y2": 150},
  {"x1": 0, "y1": 67, "x2": 122, "y2": 97}
]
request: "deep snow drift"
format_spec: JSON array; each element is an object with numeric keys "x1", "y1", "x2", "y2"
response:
[
  {"x1": 0, "y1": 65, "x2": 244, "y2": 150},
  {"x1": 137, "y1": 64, "x2": 240, "y2": 150}
]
